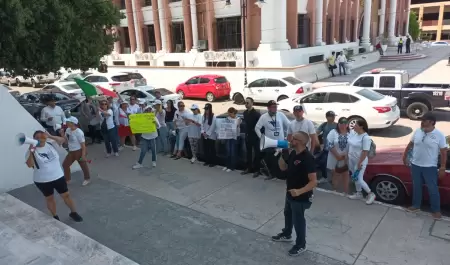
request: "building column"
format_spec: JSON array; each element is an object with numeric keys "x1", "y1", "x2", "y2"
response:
[
  {"x1": 112, "y1": 26, "x2": 121, "y2": 53},
  {"x1": 361, "y1": 0, "x2": 372, "y2": 46},
  {"x1": 286, "y1": 0, "x2": 298, "y2": 49},
  {"x1": 182, "y1": 0, "x2": 193, "y2": 52},
  {"x1": 189, "y1": 0, "x2": 199, "y2": 51},
  {"x1": 354, "y1": 0, "x2": 359, "y2": 42},
  {"x1": 398, "y1": 0, "x2": 405, "y2": 36},
  {"x1": 342, "y1": 0, "x2": 348, "y2": 42},
  {"x1": 257, "y1": 0, "x2": 290, "y2": 51},
  {"x1": 151, "y1": 0, "x2": 162, "y2": 51},
  {"x1": 437, "y1": 3, "x2": 445, "y2": 41},
  {"x1": 331, "y1": 0, "x2": 337, "y2": 42},
  {"x1": 405, "y1": 0, "x2": 411, "y2": 36},
  {"x1": 131, "y1": 0, "x2": 142, "y2": 52},
  {"x1": 388, "y1": 0, "x2": 397, "y2": 45},
  {"x1": 418, "y1": 5, "x2": 424, "y2": 28},
  {"x1": 125, "y1": 0, "x2": 136, "y2": 52},
  {"x1": 205, "y1": 0, "x2": 215, "y2": 51},
  {"x1": 379, "y1": 0, "x2": 386, "y2": 36},
  {"x1": 157, "y1": 0, "x2": 168, "y2": 52},
  {"x1": 316, "y1": 0, "x2": 323, "y2": 45}
]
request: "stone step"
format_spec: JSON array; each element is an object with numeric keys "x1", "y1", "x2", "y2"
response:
[{"x1": 380, "y1": 53, "x2": 426, "y2": 61}]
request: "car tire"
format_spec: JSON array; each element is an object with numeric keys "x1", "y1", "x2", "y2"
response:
[
  {"x1": 233, "y1": 93, "x2": 245, "y2": 104},
  {"x1": 406, "y1": 102, "x2": 429, "y2": 120},
  {"x1": 370, "y1": 175, "x2": 407, "y2": 205},
  {"x1": 206, "y1": 92, "x2": 215, "y2": 102},
  {"x1": 16, "y1": 78, "x2": 21, "y2": 87},
  {"x1": 277, "y1": 95, "x2": 288, "y2": 101},
  {"x1": 177, "y1": 90, "x2": 185, "y2": 99},
  {"x1": 347, "y1": 116, "x2": 365, "y2": 130}
]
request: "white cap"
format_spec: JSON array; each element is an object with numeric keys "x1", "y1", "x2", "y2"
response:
[
  {"x1": 138, "y1": 99, "x2": 146, "y2": 105},
  {"x1": 190, "y1": 104, "x2": 199, "y2": 110},
  {"x1": 154, "y1": 100, "x2": 162, "y2": 105},
  {"x1": 66, "y1": 116, "x2": 79, "y2": 125}
]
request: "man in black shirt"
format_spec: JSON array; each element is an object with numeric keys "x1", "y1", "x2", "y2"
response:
[
  {"x1": 241, "y1": 97, "x2": 262, "y2": 178},
  {"x1": 272, "y1": 131, "x2": 317, "y2": 256}
]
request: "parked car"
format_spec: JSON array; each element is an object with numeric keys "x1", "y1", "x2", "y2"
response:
[
  {"x1": 122, "y1": 72, "x2": 147, "y2": 87},
  {"x1": 83, "y1": 72, "x2": 133, "y2": 92},
  {"x1": 365, "y1": 146, "x2": 450, "y2": 206},
  {"x1": 14, "y1": 69, "x2": 57, "y2": 88},
  {"x1": 230, "y1": 77, "x2": 313, "y2": 104},
  {"x1": 430, "y1": 41, "x2": 449, "y2": 47},
  {"x1": 17, "y1": 91, "x2": 79, "y2": 123},
  {"x1": 176, "y1": 75, "x2": 231, "y2": 102},
  {"x1": 0, "y1": 70, "x2": 16, "y2": 86},
  {"x1": 120, "y1": 86, "x2": 181, "y2": 106},
  {"x1": 42, "y1": 83, "x2": 85, "y2": 101},
  {"x1": 54, "y1": 71, "x2": 92, "y2": 84},
  {"x1": 278, "y1": 86, "x2": 400, "y2": 130}
]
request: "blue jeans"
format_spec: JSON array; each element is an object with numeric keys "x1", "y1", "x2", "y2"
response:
[
  {"x1": 102, "y1": 127, "x2": 119, "y2": 154},
  {"x1": 411, "y1": 164, "x2": 440, "y2": 212},
  {"x1": 166, "y1": 122, "x2": 176, "y2": 153},
  {"x1": 225, "y1": 139, "x2": 237, "y2": 170},
  {"x1": 156, "y1": 126, "x2": 169, "y2": 153},
  {"x1": 113, "y1": 125, "x2": 120, "y2": 148},
  {"x1": 283, "y1": 193, "x2": 312, "y2": 248},
  {"x1": 138, "y1": 138, "x2": 156, "y2": 164}
]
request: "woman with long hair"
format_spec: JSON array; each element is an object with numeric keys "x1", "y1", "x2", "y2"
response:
[
  {"x1": 326, "y1": 117, "x2": 350, "y2": 194},
  {"x1": 99, "y1": 100, "x2": 119, "y2": 157},
  {"x1": 347, "y1": 119, "x2": 376, "y2": 204},
  {"x1": 187, "y1": 104, "x2": 202, "y2": 163},
  {"x1": 126, "y1": 96, "x2": 140, "y2": 150},
  {"x1": 201, "y1": 103, "x2": 217, "y2": 167},
  {"x1": 154, "y1": 100, "x2": 169, "y2": 154},
  {"x1": 172, "y1": 101, "x2": 191, "y2": 159},
  {"x1": 165, "y1": 100, "x2": 177, "y2": 154},
  {"x1": 223, "y1": 107, "x2": 241, "y2": 172}
]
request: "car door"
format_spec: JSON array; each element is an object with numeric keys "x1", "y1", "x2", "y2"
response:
[
  {"x1": 299, "y1": 92, "x2": 327, "y2": 122},
  {"x1": 378, "y1": 75, "x2": 400, "y2": 100},
  {"x1": 245, "y1": 79, "x2": 267, "y2": 103},
  {"x1": 326, "y1": 92, "x2": 359, "y2": 118},
  {"x1": 198, "y1": 77, "x2": 213, "y2": 97},
  {"x1": 264, "y1": 78, "x2": 285, "y2": 101},
  {"x1": 184, "y1": 77, "x2": 200, "y2": 97}
]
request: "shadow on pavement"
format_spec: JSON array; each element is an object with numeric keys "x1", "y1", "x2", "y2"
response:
[{"x1": 370, "y1": 125, "x2": 413, "y2": 138}]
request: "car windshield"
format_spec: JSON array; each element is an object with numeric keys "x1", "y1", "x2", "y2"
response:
[
  {"x1": 146, "y1": 88, "x2": 173, "y2": 96},
  {"x1": 356, "y1": 88, "x2": 385, "y2": 101},
  {"x1": 127, "y1": 73, "x2": 144, "y2": 79},
  {"x1": 112, "y1": 75, "x2": 132, "y2": 82},
  {"x1": 62, "y1": 84, "x2": 80, "y2": 91},
  {"x1": 65, "y1": 73, "x2": 91, "y2": 81},
  {"x1": 214, "y1": 77, "x2": 228, "y2": 83},
  {"x1": 282, "y1": 76, "x2": 303, "y2": 85}
]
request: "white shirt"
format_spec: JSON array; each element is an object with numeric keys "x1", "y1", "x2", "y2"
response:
[
  {"x1": 26, "y1": 143, "x2": 63, "y2": 183},
  {"x1": 118, "y1": 108, "x2": 129, "y2": 126},
  {"x1": 347, "y1": 130, "x2": 372, "y2": 165},
  {"x1": 173, "y1": 110, "x2": 191, "y2": 129},
  {"x1": 99, "y1": 109, "x2": 115, "y2": 130},
  {"x1": 255, "y1": 112, "x2": 291, "y2": 141},
  {"x1": 40, "y1": 106, "x2": 66, "y2": 127},
  {"x1": 111, "y1": 103, "x2": 120, "y2": 126},
  {"x1": 201, "y1": 115, "x2": 217, "y2": 140},
  {"x1": 65, "y1": 128, "x2": 85, "y2": 151},
  {"x1": 141, "y1": 116, "x2": 161, "y2": 140},
  {"x1": 326, "y1": 129, "x2": 349, "y2": 155},
  {"x1": 127, "y1": 104, "x2": 141, "y2": 114},
  {"x1": 336, "y1": 54, "x2": 347, "y2": 63},
  {"x1": 155, "y1": 110, "x2": 167, "y2": 127},
  {"x1": 188, "y1": 113, "x2": 202, "y2": 138},
  {"x1": 410, "y1": 128, "x2": 447, "y2": 167},
  {"x1": 288, "y1": 118, "x2": 316, "y2": 150}
]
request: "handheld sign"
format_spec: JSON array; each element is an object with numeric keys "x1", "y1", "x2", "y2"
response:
[{"x1": 129, "y1": 113, "x2": 157, "y2": 134}]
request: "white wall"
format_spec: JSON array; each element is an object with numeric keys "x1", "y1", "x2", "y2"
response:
[
  {"x1": 142, "y1": 6, "x2": 155, "y2": 25},
  {"x1": 214, "y1": 0, "x2": 241, "y2": 18},
  {"x1": 0, "y1": 90, "x2": 80, "y2": 193},
  {"x1": 170, "y1": 1, "x2": 184, "y2": 22}
]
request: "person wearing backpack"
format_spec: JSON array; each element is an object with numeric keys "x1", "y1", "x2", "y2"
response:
[{"x1": 347, "y1": 119, "x2": 377, "y2": 205}]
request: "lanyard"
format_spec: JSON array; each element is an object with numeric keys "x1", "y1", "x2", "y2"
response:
[{"x1": 271, "y1": 114, "x2": 277, "y2": 132}]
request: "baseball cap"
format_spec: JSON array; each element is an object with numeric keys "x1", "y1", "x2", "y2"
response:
[
  {"x1": 421, "y1": 112, "x2": 437, "y2": 122},
  {"x1": 267, "y1": 100, "x2": 278, "y2": 107},
  {"x1": 326, "y1": 111, "x2": 336, "y2": 117},
  {"x1": 66, "y1": 116, "x2": 78, "y2": 125},
  {"x1": 293, "y1": 105, "x2": 304, "y2": 112},
  {"x1": 204, "y1": 103, "x2": 212, "y2": 109},
  {"x1": 138, "y1": 99, "x2": 146, "y2": 105},
  {"x1": 154, "y1": 100, "x2": 162, "y2": 105},
  {"x1": 191, "y1": 104, "x2": 200, "y2": 110}
]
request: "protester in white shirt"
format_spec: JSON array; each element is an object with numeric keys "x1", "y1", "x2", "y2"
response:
[
  {"x1": 336, "y1": 51, "x2": 347, "y2": 76},
  {"x1": 287, "y1": 105, "x2": 317, "y2": 152},
  {"x1": 154, "y1": 100, "x2": 169, "y2": 154},
  {"x1": 172, "y1": 101, "x2": 192, "y2": 159},
  {"x1": 40, "y1": 95, "x2": 66, "y2": 136},
  {"x1": 62, "y1": 116, "x2": 91, "y2": 186},
  {"x1": 25, "y1": 130, "x2": 83, "y2": 222},
  {"x1": 185, "y1": 104, "x2": 203, "y2": 163},
  {"x1": 99, "y1": 100, "x2": 119, "y2": 157},
  {"x1": 402, "y1": 113, "x2": 448, "y2": 219},
  {"x1": 201, "y1": 103, "x2": 217, "y2": 167},
  {"x1": 127, "y1": 96, "x2": 142, "y2": 114},
  {"x1": 223, "y1": 107, "x2": 241, "y2": 172},
  {"x1": 347, "y1": 119, "x2": 376, "y2": 204},
  {"x1": 132, "y1": 105, "x2": 161, "y2": 169}
]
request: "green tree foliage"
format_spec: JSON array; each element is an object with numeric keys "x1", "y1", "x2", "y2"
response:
[
  {"x1": 409, "y1": 11, "x2": 420, "y2": 41},
  {"x1": 0, "y1": 0, "x2": 122, "y2": 74}
]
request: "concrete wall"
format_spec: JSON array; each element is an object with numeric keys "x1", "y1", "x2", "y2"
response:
[{"x1": 0, "y1": 89, "x2": 79, "y2": 193}]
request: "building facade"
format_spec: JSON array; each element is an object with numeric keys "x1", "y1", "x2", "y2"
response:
[
  {"x1": 107, "y1": 0, "x2": 411, "y2": 67},
  {"x1": 411, "y1": 0, "x2": 450, "y2": 41}
]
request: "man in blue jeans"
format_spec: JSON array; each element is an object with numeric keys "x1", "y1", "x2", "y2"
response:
[
  {"x1": 402, "y1": 113, "x2": 448, "y2": 219},
  {"x1": 272, "y1": 132, "x2": 317, "y2": 256}
]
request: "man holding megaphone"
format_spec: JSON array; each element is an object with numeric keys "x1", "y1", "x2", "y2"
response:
[{"x1": 22, "y1": 130, "x2": 83, "y2": 222}]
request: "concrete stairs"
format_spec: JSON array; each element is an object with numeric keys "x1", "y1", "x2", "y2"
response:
[{"x1": 380, "y1": 53, "x2": 426, "y2": 61}]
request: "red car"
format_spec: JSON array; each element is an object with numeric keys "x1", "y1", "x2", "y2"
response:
[
  {"x1": 365, "y1": 146, "x2": 450, "y2": 206},
  {"x1": 176, "y1": 75, "x2": 231, "y2": 102}
]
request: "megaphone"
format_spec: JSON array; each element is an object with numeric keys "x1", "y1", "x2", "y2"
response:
[
  {"x1": 260, "y1": 135, "x2": 289, "y2": 151},
  {"x1": 16, "y1": 133, "x2": 39, "y2": 147}
]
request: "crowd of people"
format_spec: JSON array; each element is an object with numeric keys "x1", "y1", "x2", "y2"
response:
[{"x1": 29, "y1": 92, "x2": 447, "y2": 257}]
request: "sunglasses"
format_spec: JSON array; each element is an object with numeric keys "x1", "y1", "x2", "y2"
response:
[
  {"x1": 339, "y1": 120, "x2": 348, "y2": 124},
  {"x1": 101, "y1": 103, "x2": 107, "y2": 106},
  {"x1": 179, "y1": 105, "x2": 185, "y2": 107}
]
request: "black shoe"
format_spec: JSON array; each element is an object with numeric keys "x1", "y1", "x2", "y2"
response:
[
  {"x1": 241, "y1": 169, "x2": 251, "y2": 175},
  {"x1": 69, "y1": 212, "x2": 83, "y2": 222},
  {"x1": 170, "y1": 154, "x2": 177, "y2": 158},
  {"x1": 174, "y1": 156, "x2": 182, "y2": 160},
  {"x1": 53, "y1": 215, "x2": 60, "y2": 221},
  {"x1": 252, "y1": 171, "x2": 260, "y2": 178},
  {"x1": 203, "y1": 162, "x2": 209, "y2": 166},
  {"x1": 265, "y1": 175, "x2": 275, "y2": 180},
  {"x1": 272, "y1": 232, "x2": 292, "y2": 242},
  {"x1": 288, "y1": 245, "x2": 307, "y2": 256}
]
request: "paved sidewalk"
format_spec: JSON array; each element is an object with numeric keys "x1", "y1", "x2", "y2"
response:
[{"x1": 8, "y1": 145, "x2": 450, "y2": 265}]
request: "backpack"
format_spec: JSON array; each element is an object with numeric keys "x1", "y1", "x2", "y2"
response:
[{"x1": 363, "y1": 134, "x2": 376, "y2": 158}]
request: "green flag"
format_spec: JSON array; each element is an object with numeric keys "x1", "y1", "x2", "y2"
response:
[{"x1": 74, "y1": 78, "x2": 98, "y2": 97}]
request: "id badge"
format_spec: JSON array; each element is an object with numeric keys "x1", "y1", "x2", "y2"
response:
[{"x1": 274, "y1": 132, "x2": 280, "y2": 136}]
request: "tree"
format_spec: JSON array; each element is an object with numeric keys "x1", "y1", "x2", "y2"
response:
[
  {"x1": 0, "y1": 0, "x2": 122, "y2": 74},
  {"x1": 409, "y1": 11, "x2": 420, "y2": 41}
]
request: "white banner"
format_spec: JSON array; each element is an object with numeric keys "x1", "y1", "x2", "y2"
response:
[{"x1": 216, "y1": 118, "x2": 239, "y2": 140}]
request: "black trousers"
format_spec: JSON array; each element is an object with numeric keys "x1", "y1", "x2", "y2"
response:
[
  {"x1": 262, "y1": 147, "x2": 285, "y2": 179},
  {"x1": 406, "y1": 44, "x2": 411, "y2": 53},
  {"x1": 245, "y1": 136, "x2": 261, "y2": 172},
  {"x1": 397, "y1": 45, "x2": 403, "y2": 54},
  {"x1": 202, "y1": 136, "x2": 216, "y2": 165}
]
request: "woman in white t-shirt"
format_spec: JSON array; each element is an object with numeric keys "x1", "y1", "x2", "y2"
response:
[
  {"x1": 25, "y1": 130, "x2": 83, "y2": 222},
  {"x1": 172, "y1": 101, "x2": 191, "y2": 159},
  {"x1": 62, "y1": 116, "x2": 91, "y2": 186},
  {"x1": 347, "y1": 119, "x2": 376, "y2": 204},
  {"x1": 186, "y1": 104, "x2": 203, "y2": 164},
  {"x1": 99, "y1": 100, "x2": 119, "y2": 157},
  {"x1": 326, "y1": 117, "x2": 350, "y2": 194}
]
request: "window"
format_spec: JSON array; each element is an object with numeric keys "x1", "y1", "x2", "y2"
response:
[
  {"x1": 62, "y1": 84, "x2": 81, "y2": 91},
  {"x1": 169, "y1": 0, "x2": 181, "y2": 2},
  {"x1": 356, "y1": 89, "x2": 385, "y2": 101},
  {"x1": 42, "y1": 85, "x2": 55, "y2": 90},
  {"x1": 206, "y1": 61, "x2": 236, "y2": 67},
  {"x1": 248, "y1": 79, "x2": 266, "y2": 88},
  {"x1": 186, "y1": 77, "x2": 199, "y2": 85},
  {"x1": 216, "y1": 16, "x2": 242, "y2": 50},
  {"x1": 98, "y1": 76, "x2": 109, "y2": 82},
  {"x1": 379, "y1": 76, "x2": 396, "y2": 88},
  {"x1": 84, "y1": 76, "x2": 98, "y2": 83},
  {"x1": 350, "y1": 20, "x2": 355, "y2": 41},
  {"x1": 164, "y1": 61, "x2": 180, "y2": 66},
  {"x1": 171, "y1": 23, "x2": 185, "y2": 53},
  {"x1": 300, "y1": 93, "x2": 326, "y2": 103},
  {"x1": 147, "y1": 88, "x2": 173, "y2": 96},
  {"x1": 143, "y1": 0, "x2": 152, "y2": 6},
  {"x1": 127, "y1": 73, "x2": 144, "y2": 80},
  {"x1": 120, "y1": 0, "x2": 126, "y2": 9},
  {"x1": 214, "y1": 77, "x2": 228, "y2": 83},
  {"x1": 134, "y1": 91, "x2": 147, "y2": 98},
  {"x1": 353, "y1": 76, "x2": 374, "y2": 87},
  {"x1": 309, "y1": 55, "x2": 324, "y2": 63},
  {"x1": 123, "y1": 27, "x2": 131, "y2": 50},
  {"x1": 297, "y1": 14, "x2": 311, "y2": 47},
  {"x1": 147, "y1": 25, "x2": 156, "y2": 51},
  {"x1": 327, "y1": 93, "x2": 354, "y2": 103},
  {"x1": 121, "y1": 90, "x2": 134, "y2": 96},
  {"x1": 199, "y1": 78, "x2": 210, "y2": 84},
  {"x1": 265, "y1": 79, "x2": 282, "y2": 87},
  {"x1": 52, "y1": 93, "x2": 71, "y2": 101},
  {"x1": 282, "y1": 77, "x2": 303, "y2": 85},
  {"x1": 112, "y1": 75, "x2": 132, "y2": 82}
]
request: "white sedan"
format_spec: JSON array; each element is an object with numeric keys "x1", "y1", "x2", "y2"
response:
[
  {"x1": 277, "y1": 86, "x2": 400, "y2": 130},
  {"x1": 430, "y1": 41, "x2": 449, "y2": 47},
  {"x1": 230, "y1": 76, "x2": 313, "y2": 104},
  {"x1": 41, "y1": 82, "x2": 85, "y2": 101},
  {"x1": 120, "y1": 86, "x2": 181, "y2": 107}
]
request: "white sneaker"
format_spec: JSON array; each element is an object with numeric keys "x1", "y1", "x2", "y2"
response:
[
  {"x1": 132, "y1": 163, "x2": 143, "y2": 169},
  {"x1": 118, "y1": 146, "x2": 124, "y2": 151},
  {"x1": 190, "y1": 157, "x2": 196, "y2": 163},
  {"x1": 105, "y1": 153, "x2": 111, "y2": 158},
  {"x1": 114, "y1": 152, "x2": 119, "y2": 157},
  {"x1": 226, "y1": 169, "x2": 232, "y2": 172},
  {"x1": 318, "y1": 178, "x2": 328, "y2": 184},
  {"x1": 82, "y1": 180, "x2": 91, "y2": 186},
  {"x1": 152, "y1": 162, "x2": 156, "y2": 167},
  {"x1": 366, "y1": 193, "x2": 376, "y2": 205},
  {"x1": 222, "y1": 167, "x2": 227, "y2": 171},
  {"x1": 348, "y1": 192, "x2": 363, "y2": 200},
  {"x1": 132, "y1": 146, "x2": 137, "y2": 151}
]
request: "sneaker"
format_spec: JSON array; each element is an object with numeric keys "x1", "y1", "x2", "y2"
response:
[
  {"x1": 53, "y1": 215, "x2": 60, "y2": 221},
  {"x1": 105, "y1": 153, "x2": 111, "y2": 158},
  {"x1": 82, "y1": 180, "x2": 91, "y2": 186},
  {"x1": 317, "y1": 178, "x2": 328, "y2": 184},
  {"x1": 170, "y1": 154, "x2": 177, "y2": 158},
  {"x1": 203, "y1": 162, "x2": 209, "y2": 166},
  {"x1": 132, "y1": 163, "x2": 144, "y2": 170},
  {"x1": 114, "y1": 153, "x2": 119, "y2": 157},
  {"x1": 132, "y1": 146, "x2": 137, "y2": 151},
  {"x1": 271, "y1": 232, "x2": 292, "y2": 242},
  {"x1": 222, "y1": 167, "x2": 227, "y2": 171},
  {"x1": 226, "y1": 169, "x2": 232, "y2": 172},
  {"x1": 348, "y1": 192, "x2": 363, "y2": 200},
  {"x1": 118, "y1": 146, "x2": 124, "y2": 151},
  {"x1": 69, "y1": 212, "x2": 83, "y2": 222},
  {"x1": 288, "y1": 245, "x2": 307, "y2": 256},
  {"x1": 152, "y1": 162, "x2": 156, "y2": 168},
  {"x1": 366, "y1": 193, "x2": 376, "y2": 205},
  {"x1": 432, "y1": 212, "x2": 442, "y2": 220},
  {"x1": 406, "y1": 206, "x2": 420, "y2": 213},
  {"x1": 190, "y1": 157, "x2": 196, "y2": 164}
]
